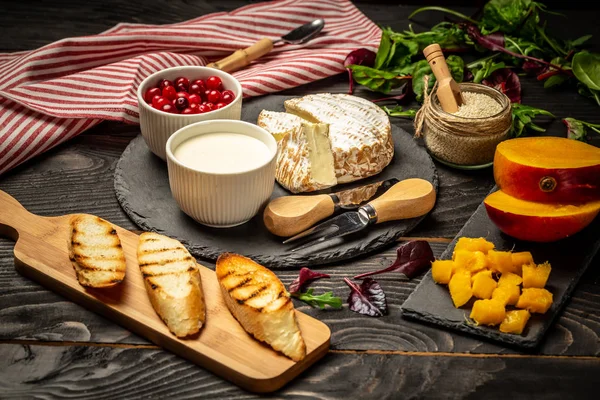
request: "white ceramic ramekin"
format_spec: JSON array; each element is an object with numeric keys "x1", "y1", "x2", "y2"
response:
[
  {"x1": 137, "y1": 66, "x2": 243, "y2": 160},
  {"x1": 166, "y1": 120, "x2": 277, "y2": 228}
]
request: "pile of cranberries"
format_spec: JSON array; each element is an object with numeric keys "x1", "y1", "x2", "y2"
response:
[{"x1": 143, "y1": 75, "x2": 236, "y2": 114}]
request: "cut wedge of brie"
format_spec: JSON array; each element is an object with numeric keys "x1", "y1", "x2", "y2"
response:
[{"x1": 276, "y1": 119, "x2": 337, "y2": 193}]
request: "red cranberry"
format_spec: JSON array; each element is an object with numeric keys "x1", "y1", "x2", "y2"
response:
[
  {"x1": 204, "y1": 102, "x2": 214, "y2": 111},
  {"x1": 188, "y1": 94, "x2": 201, "y2": 105},
  {"x1": 204, "y1": 90, "x2": 211, "y2": 101},
  {"x1": 144, "y1": 87, "x2": 162, "y2": 103},
  {"x1": 159, "y1": 79, "x2": 174, "y2": 89},
  {"x1": 197, "y1": 104, "x2": 209, "y2": 113},
  {"x1": 221, "y1": 91, "x2": 234, "y2": 104},
  {"x1": 181, "y1": 107, "x2": 195, "y2": 114},
  {"x1": 175, "y1": 83, "x2": 188, "y2": 93},
  {"x1": 152, "y1": 96, "x2": 169, "y2": 109},
  {"x1": 162, "y1": 86, "x2": 177, "y2": 101},
  {"x1": 189, "y1": 83, "x2": 205, "y2": 95},
  {"x1": 176, "y1": 91, "x2": 190, "y2": 100},
  {"x1": 192, "y1": 79, "x2": 205, "y2": 88},
  {"x1": 206, "y1": 76, "x2": 223, "y2": 91},
  {"x1": 216, "y1": 102, "x2": 226, "y2": 109},
  {"x1": 207, "y1": 90, "x2": 221, "y2": 104},
  {"x1": 161, "y1": 103, "x2": 177, "y2": 113},
  {"x1": 189, "y1": 103, "x2": 200, "y2": 112},
  {"x1": 175, "y1": 77, "x2": 189, "y2": 88},
  {"x1": 175, "y1": 97, "x2": 189, "y2": 111}
]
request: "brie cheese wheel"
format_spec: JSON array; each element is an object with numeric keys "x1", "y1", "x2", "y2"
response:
[
  {"x1": 284, "y1": 93, "x2": 394, "y2": 184},
  {"x1": 275, "y1": 119, "x2": 337, "y2": 193},
  {"x1": 257, "y1": 110, "x2": 303, "y2": 142}
]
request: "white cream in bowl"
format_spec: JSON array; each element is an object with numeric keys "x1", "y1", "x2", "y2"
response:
[{"x1": 166, "y1": 120, "x2": 277, "y2": 228}]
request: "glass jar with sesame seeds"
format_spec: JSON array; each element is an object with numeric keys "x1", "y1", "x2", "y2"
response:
[{"x1": 415, "y1": 82, "x2": 512, "y2": 168}]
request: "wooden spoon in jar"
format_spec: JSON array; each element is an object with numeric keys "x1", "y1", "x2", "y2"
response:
[{"x1": 423, "y1": 43, "x2": 464, "y2": 113}]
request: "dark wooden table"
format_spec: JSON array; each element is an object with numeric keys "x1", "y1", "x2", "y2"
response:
[{"x1": 1, "y1": 1, "x2": 599, "y2": 398}]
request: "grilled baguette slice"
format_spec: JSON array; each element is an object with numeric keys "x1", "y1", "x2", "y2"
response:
[
  {"x1": 69, "y1": 215, "x2": 126, "y2": 288},
  {"x1": 216, "y1": 253, "x2": 306, "y2": 361},
  {"x1": 137, "y1": 232, "x2": 206, "y2": 338}
]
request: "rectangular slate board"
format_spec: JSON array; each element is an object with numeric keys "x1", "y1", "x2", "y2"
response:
[{"x1": 401, "y1": 188, "x2": 600, "y2": 349}]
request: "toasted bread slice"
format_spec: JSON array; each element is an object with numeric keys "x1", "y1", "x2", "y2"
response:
[
  {"x1": 216, "y1": 253, "x2": 306, "y2": 361},
  {"x1": 69, "y1": 215, "x2": 126, "y2": 288},
  {"x1": 137, "y1": 232, "x2": 205, "y2": 338}
]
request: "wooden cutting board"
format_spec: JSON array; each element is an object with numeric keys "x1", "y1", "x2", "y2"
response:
[{"x1": 0, "y1": 189, "x2": 330, "y2": 393}]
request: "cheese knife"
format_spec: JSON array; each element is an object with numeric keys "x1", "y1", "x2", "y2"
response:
[
  {"x1": 263, "y1": 178, "x2": 399, "y2": 238},
  {"x1": 283, "y1": 178, "x2": 436, "y2": 252}
]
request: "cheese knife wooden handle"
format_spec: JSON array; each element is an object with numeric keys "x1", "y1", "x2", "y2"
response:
[
  {"x1": 263, "y1": 194, "x2": 335, "y2": 237},
  {"x1": 206, "y1": 38, "x2": 274, "y2": 73},
  {"x1": 367, "y1": 178, "x2": 437, "y2": 224}
]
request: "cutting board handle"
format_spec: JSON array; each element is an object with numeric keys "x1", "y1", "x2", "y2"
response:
[{"x1": 0, "y1": 189, "x2": 38, "y2": 241}]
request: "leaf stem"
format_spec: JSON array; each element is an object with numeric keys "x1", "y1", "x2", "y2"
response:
[{"x1": 408, "y1": 6, "x2": 479, "y2": 24}]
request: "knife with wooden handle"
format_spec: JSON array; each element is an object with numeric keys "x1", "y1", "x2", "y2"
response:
[{"x1": 263, "y1": 178, "x2": 398, "y2": 237}]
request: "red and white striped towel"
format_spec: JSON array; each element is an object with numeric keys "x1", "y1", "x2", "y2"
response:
[{"x1": 0, "y1": 0, "x2": 380, "y2": 176}]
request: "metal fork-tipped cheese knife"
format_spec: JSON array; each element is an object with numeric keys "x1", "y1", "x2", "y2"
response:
[
  {"x1": 263, "y1": 178, "x2": 399, "y2": 238},
  {"x1": 284, "y1": 178, "x2": 436, "y2": 252}
]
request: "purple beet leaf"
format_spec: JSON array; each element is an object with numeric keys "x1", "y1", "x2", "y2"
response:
[
  {"x1": 344, "y1": 278, "x2": 387, "y2": 317},
  {"x1": 288, "y1": 267, "x2": 330, "y2": 294},
  {"x1": 482, "y1": 68, "x2": 522, "y2": 103},
  {"x1": 344, "y1": 48, "x2": 376, "y2": 94},
  {"x1": 354, "y1": 240, "x2": 434, "y2": 280},
  {"x1": 522, "y1": 60, "x2": 547, "y2": 76}
]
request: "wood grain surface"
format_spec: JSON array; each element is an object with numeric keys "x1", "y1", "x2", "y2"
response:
[{"x1": 1, "y1": 1, "x2": 600, "y2": 398}]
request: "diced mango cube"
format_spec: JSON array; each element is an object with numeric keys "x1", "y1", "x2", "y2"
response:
[
  {"x1": 448, "y1": 269, "x2": 472, "y2": 308},
  {"x1": 471, "y1": 270, "x2": 497, "y2": 299},
  {"x1": 454, "y1": 250, "x2": 488, "y2": 273},
  {"x1": 499, "y1": 310, "x2": 531, "y2": 334},
  {"x1": 431, "y1": 260, "x2": 455, "y2": 284},
  {"x1": 498, "y1": 272, "x2": 523, "y2": 287},
  {"x1": 516, "y1": 288, "x2": 553, "y2": 314},
  {"x1": 492, "y1": 284, "x2": 521, "y2": 306},
  {"x1": 511, "y1": 251, "x2": 534, "y2": 275},
  {"x1": 487, "y1": 250, "x2": 516, "y2": 274},
  {"x1": 453, "y1": 237, "x2": 495, "y2": 256},
  {"x1": 470, "y1": 299, "x2": 506, "y2": 326},
  {"x1": 522, "y1": 261, "x2": 552, "y2": 289}
]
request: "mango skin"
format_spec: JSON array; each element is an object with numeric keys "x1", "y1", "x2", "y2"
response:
[
  {"x1": 494, "y1": 138, "x2": 600, "y2": 203},
  {"x1": 484, "y1": 203, "x2": 599, "y2": 242}
]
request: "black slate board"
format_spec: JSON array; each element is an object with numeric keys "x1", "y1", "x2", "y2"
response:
[
  {"x1": 401, "y1": 187, "x2": 600, "y2": 349},
  {"x1": 114, "y1": 94, "x2": 437, "y2": 269}
]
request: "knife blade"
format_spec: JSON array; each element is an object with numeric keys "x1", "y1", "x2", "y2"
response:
[
  {"x1": 284, "y1": 178, "x2": 436, "y2": 252},
  {"x1": 263, "y1": 178, "x2": 399, "y2": 238}
]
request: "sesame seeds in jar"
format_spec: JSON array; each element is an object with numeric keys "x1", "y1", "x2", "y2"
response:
[{"x1": 414, "y1": 82, "x2": 512, "y2": 167}]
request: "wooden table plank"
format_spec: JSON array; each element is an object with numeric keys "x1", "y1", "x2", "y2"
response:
[{"x1": 1, "y1": 343, "x2": 598, "y2": 399}]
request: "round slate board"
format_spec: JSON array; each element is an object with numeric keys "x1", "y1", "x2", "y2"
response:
[{"x1": 114, "y1": 94, "x2": 437, "y2": 269}]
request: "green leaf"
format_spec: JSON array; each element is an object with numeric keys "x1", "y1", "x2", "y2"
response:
[
  {"x1": 481, "y1": 0, "x2": 544, "y2": 35},
  {"x1": 374, "y1": 29, "x2": 392, "y2": 70},
  {"x1": 381, "y1": 105, "x2": 418, "y2": 119},
  {"x1": 408, "y1": 6, "x2": 478, "y2": 24},
  {"x1": 510, "y1": 103, "x2": 554, "y2": 137},
  {"x1": 468, "y1": 56, "x2": 506, "y2": 83},
  {"x1": 347, "y1": 65, "x2": 409, "y2": 94},
  {"x1": 572, "y1": 51, "x2": 600, "y2": 91},
  {"x1": 543, "y1": 74, "x2": 568, "y2": 88},
  {"x1": 387, "y1": 22, "x2": 468, "y2": 53},
  {"x1": 292, "y1": 289, "x2": 343, "y2": 309},
  {"x1": 566, "y1": 34, "x2": 592, "y2": 49},
  {"x1": 412, "y1": 55, "x2": 464, "y2": 102}
]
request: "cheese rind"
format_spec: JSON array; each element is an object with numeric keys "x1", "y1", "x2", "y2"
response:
[
  {"x1": 284, "y1": 93, "x2": 394, "y2": 183},
  {"x1": 257, "y1": 110, "x2": 303, "y2": 143},
  {"x1": 275, "y1": 120, "x2": 337, "y2": 193}
]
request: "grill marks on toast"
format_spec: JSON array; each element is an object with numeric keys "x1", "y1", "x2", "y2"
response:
[
  {"x1": 69, "y1": 215, "x2": 126, "y2": 288},
  {"x1": 216, "y1": 253, "x2": 306, "y2": 361},
  {"x1": 137, "y1": 232, "x2": 206, "y2": 338}
]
